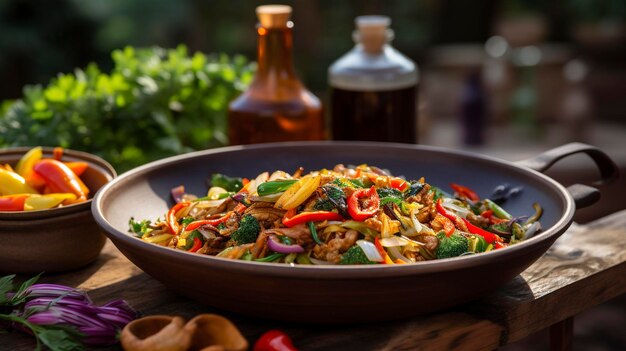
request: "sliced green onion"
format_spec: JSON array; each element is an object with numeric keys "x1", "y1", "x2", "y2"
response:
[
  {"x1": 485, "y1": 199, "x2": 512, "y2": 219},
  {"x1": 256, "y1": 180, "x2": 298, "y2": 196},
  {"x1": 254, "y1": 253, "x2": 285, "y2": 262},
  {"x1": 308, "y1": 221, "x2": 323, "y2": 245}
]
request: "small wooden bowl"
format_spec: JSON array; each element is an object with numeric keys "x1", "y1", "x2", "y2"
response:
[{"x1": 0, "y1": 147, "x2": 116, "y2": 274}]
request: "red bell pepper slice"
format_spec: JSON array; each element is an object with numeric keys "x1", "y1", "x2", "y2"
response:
[
  {"x1": 347, "y1": 186, "x2": 380, "y2": 222},
  {"x1": 374, "y1": 236, "x2": 394, "y2": 264},
  {"x1": 450, "y1": 183, "x2": 480, "y2": 202},
  {"x1": 461, "y1": 218, "x2": 502, "y2": 245},
  {"x1": 389, "y1": 178, "x2": 409, "y2": 192},
  {"x1": 167, "y1": 202, "x2": 191, "y2": 235},
  {"x1": 64, "y1": 162, "x2": 89, "y2": 177},
  {"x1": 185, "y1": 203, "x2": 247, "y2": 232},
  {"x1": 188, "y1": 237, "x2": 203, "y2": 253},
  {"x1": 32, "y1": 159, "x2": 89, "y2": 202},
  {"x1": 282, "y1": 210, "x2": 343, "y2": 227},
  {"x1": 436, "y1": 198, "x2": 458, "y2": 223},
  {"x1": 253, "y1": 330, "x2": 298, "y2": 351},
  {"x1": 0, "y1": 194, "x2": 28, "y2": 211}
]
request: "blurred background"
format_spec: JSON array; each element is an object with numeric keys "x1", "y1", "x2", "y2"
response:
[{"x1": 0, "y1": 0, "x2": 624, "y2": 349}]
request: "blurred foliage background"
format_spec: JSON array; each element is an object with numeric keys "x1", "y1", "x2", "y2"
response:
[{"x1": 1, "y1": 0, "x2": 625, "y2": 171}]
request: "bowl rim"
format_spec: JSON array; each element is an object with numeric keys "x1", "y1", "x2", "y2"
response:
[
  {"x1": 0, "y1": 146, "x2": 117, "y2": 220},
  {"x1": 92, "y1": 141, "x2": 575, "y2": 278}
]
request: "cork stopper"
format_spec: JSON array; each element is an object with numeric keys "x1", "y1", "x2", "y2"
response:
[
  {"x1": 256, "y1": 5, "x2": 292, "y2": 28},
  {"x1": 354, "y1": 16, "x2": 393, "y2": 54}
]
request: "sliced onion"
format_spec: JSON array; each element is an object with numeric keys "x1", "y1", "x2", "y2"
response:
[
  {"x1": 267, "y1": 236, "x2": 305, "y2": 254},
  {"x1": 194, "y1": 198, "x2": 227, "y2": 208},
  {"x1": 523, "y1": 222, "x2": 542, "y2": 240},
  {"x1": 387, "y1": 246, "x2": 412, "y2": 263},
  {"x1": 170, "y1": 185, "x2": 185, "y2": 203},
  {"x1": 442, "y1": 198, "x2": 471, "y2": 218},
  {"x1": 248, "y1": 172, "x2": 269, "y2": 194},
  {"x1": 409, "y1": 208, "x2": 435, "y2": 236},
  {"x1": 356, "y1": 240, "x2": 383, "y2": 262},
  {"x1": 207, "y1": 186, "x2": 228, "y2": 200},
  {"x1": 249, "y1": 193, "x2": 283, "y2": 203},
  {"x1": 309, "y1": 257, "x2": 335, "y2": 265},
  {"x1": 379, "y1": 236, "x2": 409, "y2": 247}
]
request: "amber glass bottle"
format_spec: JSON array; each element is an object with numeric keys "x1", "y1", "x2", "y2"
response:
[{"x1": 228, "y1": 5, "x2": 324, "y2": 145}]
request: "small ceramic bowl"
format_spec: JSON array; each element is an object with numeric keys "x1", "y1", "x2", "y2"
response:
[{"x1": 0, "y1": 147, "x2": 116, "y2": 274}]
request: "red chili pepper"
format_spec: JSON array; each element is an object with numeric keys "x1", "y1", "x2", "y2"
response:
[
  {"x1": 32, "y1": 159, "x2": 89, "y2": 202},
  {"x1": 461, "y1": 218, "x2": 502, "y2": 244},
  {"x1": 167, "y1": 202, "x2": 191, "y2": 235},
  {"x1": 188, "y1": 237, "x2": 203, "y2": 253},
  {"x1": 282, "y1": 210, "x2": 343, "y2": 227},
  {"x1": 0, "y1": 194, "x2": 28, "y2": 211},
  {"x1": 450, "y1": 183, "x2": 480, "y2": 202},
  {"x1": 254, "y1": 330, "x2": 298, "y2": 351},
  {"x1": 347, "y1": 186, "x2": 380, "y2": 222},
  {"x1": 494, "y1": 241, "x2": 508, "y2": 250}
]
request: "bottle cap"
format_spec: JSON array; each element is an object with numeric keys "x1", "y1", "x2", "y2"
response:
[
  {"x1": 256, "y1": 5, "x2": 292, "y2": 28},
  {"x1": 355, "y1": 16, "x2": 393, "y2": 53}
]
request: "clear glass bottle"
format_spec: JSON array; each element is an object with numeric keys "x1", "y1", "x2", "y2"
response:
[
  {"x1": 329, "y1": 16, "x2": 419, "y2": 143},
  {"x1": 228, "y1": 5, "x2": 324, "y2": 145}
]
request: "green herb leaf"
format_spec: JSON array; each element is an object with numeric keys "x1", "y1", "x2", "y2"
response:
[
  {"x1": 11, "y1": 273, "x2": 42, "y2": 305},
  {"x1": 0, "y1": 275, "x2": 15, "y2": 305}
]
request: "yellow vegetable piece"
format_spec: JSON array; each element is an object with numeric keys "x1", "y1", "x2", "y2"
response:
[
  {"x1": 145, "y1": 234, "x2": 174, "y2": 244},
  {"x1": 15, "y1": 146, "x2": 42, "y2": 179},
  {"x1": 274, "y1": 174, "x2": 321, "y2": 210},
  {"x1": 23, "y1": 193, "x2": 77, "y2": 211},
  {"x1": 0, "y1": 168, "x2": 38, "y2": 195}
]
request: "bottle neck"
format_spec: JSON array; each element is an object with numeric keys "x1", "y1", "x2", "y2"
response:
[{"x1": 255, "y1": 25, "x2": 297, "y2": 78}]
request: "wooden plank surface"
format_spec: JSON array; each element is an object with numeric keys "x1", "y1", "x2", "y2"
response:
[{"x1": 3, "y1": 210, "x2": 626, "y2": 351}]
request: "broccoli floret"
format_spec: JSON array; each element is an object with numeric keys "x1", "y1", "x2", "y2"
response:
[
  {"x1": 435, "y1": 231, "x2": 469, "y2": 259},
  {"x1": 210, "y1": 173, "x2": 243, "y2": 192},
  {"x1": 313, "y1": 199, "x2": 335, "y2": 211},
  {"x1": 340, "y1": 245, "x2": 377, "y2": 265},
  {"x1": 377, "y1": 187, "x2": 403, "y2": 199},
  {"x1": 314, "y1": 184, "x2": 347, "y2": 214},
  {"x1": 231, "y1": 215, "x2": 260, "y2": 244}
]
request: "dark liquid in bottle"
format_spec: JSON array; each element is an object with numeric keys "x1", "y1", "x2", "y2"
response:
[
  {"x1": 331, "y1": 85, "x2": 417, "y2": 143},
  {"x1": 229, "y1": 98, "x2": 324, "y2": 145}
]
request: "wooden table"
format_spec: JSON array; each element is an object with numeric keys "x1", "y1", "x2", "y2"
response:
[{"x1": 3, "y1": 210, "x2": 626, "y2": 350}]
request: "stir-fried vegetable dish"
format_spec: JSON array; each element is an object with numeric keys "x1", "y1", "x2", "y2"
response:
[
  {"x1": 129, "y1": 164, "x2": 543, "y2": 265},
  {"x1": 0, "y1": 147, "x2": 90, "y2": 211}
]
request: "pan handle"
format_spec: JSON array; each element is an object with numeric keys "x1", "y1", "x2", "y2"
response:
[{"x1": 517, "y1": 142, "x2": 619, "y2": 209}]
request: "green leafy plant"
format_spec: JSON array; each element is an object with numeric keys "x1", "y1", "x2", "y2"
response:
[{"x1": 0, "y1": 45, "x2": 254, "y2": 172}]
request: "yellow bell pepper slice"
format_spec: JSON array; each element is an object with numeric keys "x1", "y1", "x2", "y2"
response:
[
  {"x1": 0, "y1": 168, "x2": 38, "y2": 195},
  {"x1": 23, "y1": 193, "x2": 78, "y2": 211},
  {"x1": 15, "y1": 146, "x2": 46, "y2": 188},
  {"x1": 274, "y1": 174, "x2": 321, "y2": 210}
]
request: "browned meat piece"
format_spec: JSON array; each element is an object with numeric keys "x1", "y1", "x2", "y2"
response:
[
  {"x1": 198, "y1": 236, "x2": 227, "y2": 255},
  {"x1": 245, "y1": 202, "x2": 286, "y2": 228},
  {"x1": 417, "y1": 235, "x2": 439, "y2": 252},
  {"x1": 466, "y1": 212, "x2": 489, "y2": 228},
  {"x1": 406, "y1": 183, "x2": 432, "y2": 205},
  {"x1": 312, "y1": 229, "x2": 358, "y2": 263},
  {"x1": 417, "y1": 203, "x2": 435, "y2": 224},
  {"x1": 265, "y1": 225, "x2": 312, "y2": 246},
  {"x1": 206, "y1": 197, "x2": 236, "y2": 215},
  {"x1": 364, "y1": 217, "x2": 382, "y2": 232}
]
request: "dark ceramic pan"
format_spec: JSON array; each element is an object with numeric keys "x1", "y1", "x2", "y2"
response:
[{"x1": 92, "y1": 142, "x2": 618, "y2": 323}]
